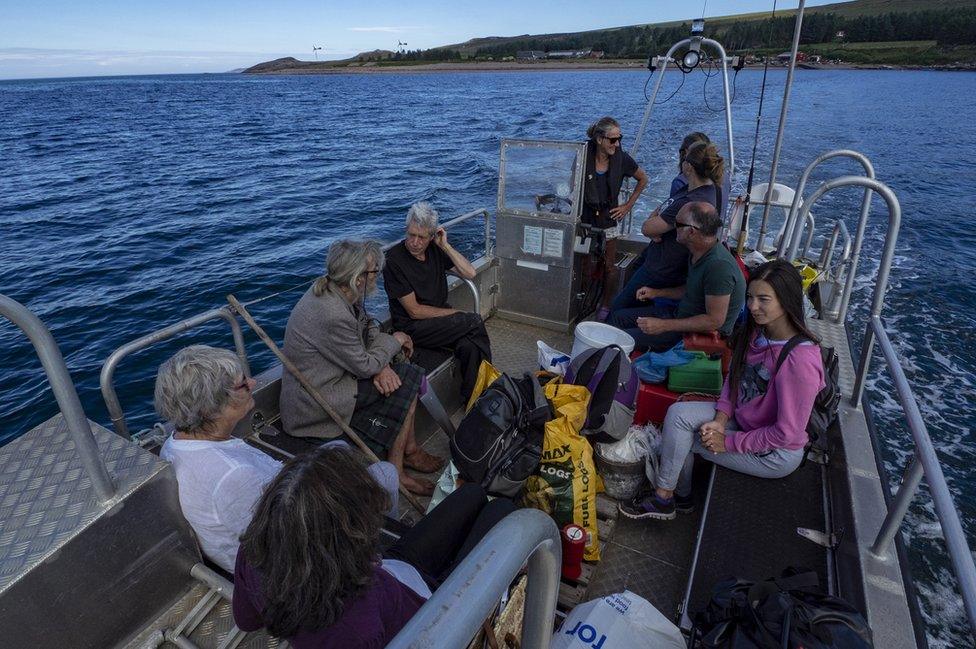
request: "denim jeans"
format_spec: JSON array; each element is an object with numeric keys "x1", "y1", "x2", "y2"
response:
[
  {"x1": 607, "y1": 300, "x2": 683, "y2": 351},
  {"x1": 655, "y1": 401, "x2": 804, "y2": 496}
]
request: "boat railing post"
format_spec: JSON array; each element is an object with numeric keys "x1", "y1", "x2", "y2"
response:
[
  {"x1": 1, "y1": 294, "x2": 116, "y2": 503},
  {"x1": 100, "y1": 306, "x2": 249, "y2": 439},
  {"x1": 386, "y1": 509, "x2": 560, "y2": 649},
  {"x1": 870, "y1": 453, "x2": 923, "y2": 557},
  {"x1": 866, "y1": 321, "x2": 976, "y2": 640}
]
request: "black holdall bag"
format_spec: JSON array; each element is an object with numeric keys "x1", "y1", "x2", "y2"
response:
[
  {"x1": 691, "y1": 567, "x2": 873, "y2": 649},
  {"x1": 450, "y1": 373, "x2": 553, "y2": 498}
]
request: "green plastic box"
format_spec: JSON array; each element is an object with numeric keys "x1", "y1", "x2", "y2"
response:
[{"x1": 667, "y1": 351, "x2": 723, "y2": 395}]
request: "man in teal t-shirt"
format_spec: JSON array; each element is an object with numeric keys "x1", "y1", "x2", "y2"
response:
[{"x1": 608, "y1": 202, "x2": 745, "y2": 350}]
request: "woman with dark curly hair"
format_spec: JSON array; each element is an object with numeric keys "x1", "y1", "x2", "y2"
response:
[{"x1": 233, "y1": 445, "x2": 516, "y2": 648}]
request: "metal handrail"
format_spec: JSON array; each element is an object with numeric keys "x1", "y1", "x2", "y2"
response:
[
  {"x1": 797, "y1": 175, "x2": 976, "y2": 638},
  {"x1": 780, "y1": 151, "x2": 877, "y2": 324},
  {"x1": 818, "y1": 220, "x2": 853, "y2": 320},
  {"x1": 100, "y1": 208, "x2": 493, "y2": 440},
  {"x1": 387, "y1": 509, "x2": 561, "y2": 649},
  {"x1": 866, "y1": 319, "x2": 976, "y2": 641},
  {"x1": 100, "y1": 307, "x2": 249, "y2": 439},
  {"x1": 771, "y1": 150, "x2": 875, "y2": 257},
  {"x1": 1, "y1": 294, "x2": 116, "y2": 502},
  {"x1": 778, "y1": 149, "x2": 875, "y2": 261}
]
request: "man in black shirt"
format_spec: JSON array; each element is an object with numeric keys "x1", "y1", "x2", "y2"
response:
[{"x1": 383, "y1": 202, "x2": 491, "y2": 401}]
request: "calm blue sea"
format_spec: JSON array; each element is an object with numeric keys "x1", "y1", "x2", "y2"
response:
[{"x1": 2, "y1": 69, "x2": 975, "y2": 645}]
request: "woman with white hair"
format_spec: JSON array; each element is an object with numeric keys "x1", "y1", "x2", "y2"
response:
[
  {"x1": 280, "y1": 239, "x2": 443, "y2": 495},
  {"x1": 156, "y1": 344, "x2": 399, "y2": 572}
]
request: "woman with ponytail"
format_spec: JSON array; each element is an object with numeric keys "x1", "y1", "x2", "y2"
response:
[
  {"x1": 609, "y1": 141, "x2": 726, "y2": 317},
  {"x1": 620, "y1": 260, "x2": 825, "y2": 520}
]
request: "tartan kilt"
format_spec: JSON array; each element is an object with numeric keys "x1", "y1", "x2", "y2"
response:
[{"x1": 350, "y1": 362, "x2": 425, "y2": 455}]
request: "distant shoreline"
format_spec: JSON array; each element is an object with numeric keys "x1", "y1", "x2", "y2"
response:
[{"x1": 244, "y1": 59, "x2": 974, "y2": 75}]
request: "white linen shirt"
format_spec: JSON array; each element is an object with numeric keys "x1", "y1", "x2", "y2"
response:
[{"x1": 160, "y1": 435, "x2": 281, "y2": 572}]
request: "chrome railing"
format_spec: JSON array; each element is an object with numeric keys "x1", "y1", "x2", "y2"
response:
[
  {"x1": 100, "y1": 208, "x2": 494, "y2": 440},
  {"x1": 779, "y1": 150, "x2": 876, "y2": 324},
  {"x1": 100, "y1": 307, "x2": 250, "y2": 439},
  {"x1": 794, "y1": 177, "x2": 976, "y2": 640},
  {"x1": 1, "y1": 294, "x2": 116, "y2": 502},
  {"x1": 387, "y1": 509, "x2": 561, "y2": 649},
  {"x1": 817, "y1": 220, "x2": 853, "y2": 321}
]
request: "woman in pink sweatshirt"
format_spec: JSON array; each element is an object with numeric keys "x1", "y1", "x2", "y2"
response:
[{"x1": 621, "y1": 259, "x2": 825, "y2": 520}]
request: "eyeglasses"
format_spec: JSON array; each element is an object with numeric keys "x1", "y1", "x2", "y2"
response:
[
  {"x1": 362, "y1": 269, "x2": 380, "y2": 276},
  {"x1": 675, "y1": 222, "x2": 699, "y2": 230},
  {"x1": 232, "y1": 377, "x2": 252, "y2": 392},
  {"x1": 603, "y1": 135, "x2": 623, "y2": 144}
]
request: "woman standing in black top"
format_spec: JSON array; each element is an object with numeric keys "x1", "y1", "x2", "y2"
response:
[{"x1": 580, "y1": 117, "x2": 648, "y2": 314}]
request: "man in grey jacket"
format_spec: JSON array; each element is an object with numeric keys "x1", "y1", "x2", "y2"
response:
[{"x1": 280, "y1": 240, "x2": 443, "y2": 495}]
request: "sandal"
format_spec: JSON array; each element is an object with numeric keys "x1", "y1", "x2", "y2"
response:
[{"x1": 404, "y1": 448, "x2": 446, "y2": 474}]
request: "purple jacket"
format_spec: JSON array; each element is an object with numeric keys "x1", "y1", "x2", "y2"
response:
[
  {"x1": 715, "y1": 335, "x2": 825, "y2": 454},
  {"x1": 233, "y1": 552, "x2": 425, "y2": 648}
]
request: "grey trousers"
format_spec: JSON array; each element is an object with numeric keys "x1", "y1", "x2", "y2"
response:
[{"x1": 656, "y1": 401, "x2": 804, "y2": 497}]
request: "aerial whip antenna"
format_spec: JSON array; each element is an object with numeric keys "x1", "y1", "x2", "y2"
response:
[{"x1": 736, "y1": 0, "x2": 777, "y2": 255}]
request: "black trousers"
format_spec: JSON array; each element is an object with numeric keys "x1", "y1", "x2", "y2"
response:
[
  {"x1": 402, "y1": 312, "x2": 492, "y2": 402},
  {"x1": 387, "y1": 484, "x2": 517, "y2": 587}
]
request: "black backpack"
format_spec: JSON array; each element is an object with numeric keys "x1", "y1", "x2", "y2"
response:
[
  {"x1": 691, "y1": 568, "x2": 873, "y2": 649},
  {"x1": 450, "y1": 373, "x2": 553, "y2": 497},
  {"x1": 775, "y1": 336, "x2": 841, "y2": 460}
]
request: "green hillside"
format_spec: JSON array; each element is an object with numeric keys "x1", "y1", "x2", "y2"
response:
[{"x1": 396, "y1": 0, "x2": 976, "y2": 65}]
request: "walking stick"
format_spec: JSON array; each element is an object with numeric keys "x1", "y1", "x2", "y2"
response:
[{"x1": 227, "y1": 294, "x2": 425, "y2": 514}]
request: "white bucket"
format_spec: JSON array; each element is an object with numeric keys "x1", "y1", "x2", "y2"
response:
[{"x1": 571, "y1": 321, "x2": 635, "y2": 359}]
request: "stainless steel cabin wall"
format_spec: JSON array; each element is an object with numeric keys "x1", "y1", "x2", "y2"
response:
[
  {"x1": 497, "y1": 216, "x2": 580, "y2": 329},
  {"x1": 495, "y1": 139, "x2": 586, "y2": 331},
  {"x1": 0, "y1": 417, "x2": 200, "y2": 649}
]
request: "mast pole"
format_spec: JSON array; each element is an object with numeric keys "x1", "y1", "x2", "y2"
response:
[{"x1": 759, "y1": 0, "x2": 806, "y2": 248}]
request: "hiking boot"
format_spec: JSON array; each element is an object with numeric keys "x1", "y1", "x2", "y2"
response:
[
  {"x1": 618, "y1": 494, "x2": 676, "y2": 521},
  {"x1": 675, "y1": 493, "x2": 695, "y2": 514}
]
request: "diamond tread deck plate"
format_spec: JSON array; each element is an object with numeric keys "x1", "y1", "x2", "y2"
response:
[{"x1": 0, "y1": 415, "x2": 165, "y2": 593}]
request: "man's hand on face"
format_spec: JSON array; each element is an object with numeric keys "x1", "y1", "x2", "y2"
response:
[{"x1": 433, "y1": 227, "x2": 448, "y2": 249}]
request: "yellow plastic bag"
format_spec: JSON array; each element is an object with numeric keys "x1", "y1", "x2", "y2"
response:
[
  {"x1": 465, "y1": 359, "x2": 502, "y2": 412},
  {"x1": 523, "y1": 381, "x2": 602, "y2": 561}
]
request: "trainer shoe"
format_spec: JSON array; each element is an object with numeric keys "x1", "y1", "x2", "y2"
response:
[
  {"x1": 618, "y1": 494, "x2": 676, "y2": 520},
  {"x1": 674, "y1": 493, "x2": 695, "y2": 514}
]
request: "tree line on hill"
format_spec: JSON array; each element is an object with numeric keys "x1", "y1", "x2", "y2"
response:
[{"x1": 385, "y1": 7, "x2": 975, "y2": 61}]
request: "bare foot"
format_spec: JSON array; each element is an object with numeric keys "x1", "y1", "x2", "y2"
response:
[
  {"x1": 401, "y1": 474, "x2": 435, "y2": 496},
  {"x1": 404, "y1": 448, "x2": 445, "y2": 474}
]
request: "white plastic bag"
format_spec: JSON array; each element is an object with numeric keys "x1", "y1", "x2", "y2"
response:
[
  {"x1": 550, "y1": 591, "x2": 685, "y2": 649},
  {"x1": 538, "y1": 340, "x2": 571, "y2": 376},
  {"x1": 597, "y1": 423, "x2": 660, "y2": 463}
]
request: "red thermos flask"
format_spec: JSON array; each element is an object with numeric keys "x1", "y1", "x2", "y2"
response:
[{"x1": 561, "y1": 523, "x2": 586, "y2": 580}]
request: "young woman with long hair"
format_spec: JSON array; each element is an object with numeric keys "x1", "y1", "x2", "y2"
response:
[{"x1": 620, "y1": 259, "x2": 825, "y2": 520}]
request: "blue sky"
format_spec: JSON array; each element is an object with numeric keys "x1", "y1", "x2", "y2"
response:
[{"x1": 1, "y1": 0, "x2": 841, "y2": 79}]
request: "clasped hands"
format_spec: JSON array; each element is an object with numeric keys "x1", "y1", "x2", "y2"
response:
[{"x1": 699, "y1": 419, "x2": 727, "y2": 454}]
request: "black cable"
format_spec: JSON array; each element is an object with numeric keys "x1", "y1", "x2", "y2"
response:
[{"x1": 653, "y1": 69, "x2": 686, "y2": 105}]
